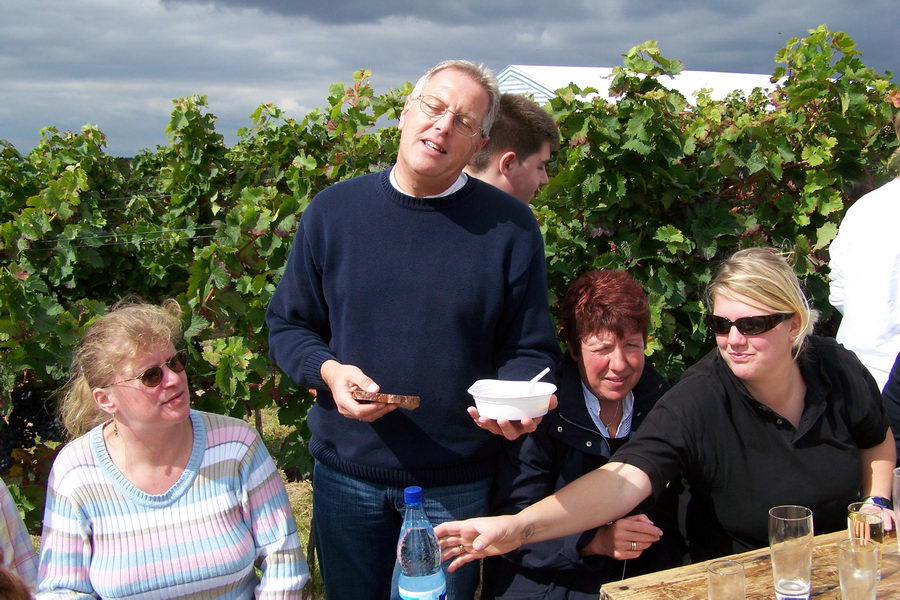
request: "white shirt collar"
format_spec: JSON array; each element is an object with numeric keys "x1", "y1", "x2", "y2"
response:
[{"x1": 389, "y1": 167, "x2": 468, "y2": 198}]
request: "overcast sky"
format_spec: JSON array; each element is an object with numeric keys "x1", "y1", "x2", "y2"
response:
[{"x1": 2, "y1": 0, "x2": 895, "y2": 157}]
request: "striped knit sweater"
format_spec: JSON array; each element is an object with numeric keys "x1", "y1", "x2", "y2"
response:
[
  {"x1": 1, "y1": 477, "x2": 38, "y2": 589},
  {"x1": 36, "y1": 410, "x2": 310, "y2": 599}
]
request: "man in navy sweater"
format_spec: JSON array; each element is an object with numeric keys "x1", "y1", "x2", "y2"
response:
[{"x1": 266, "y1": 60, "x2": 560, "y2": 600}]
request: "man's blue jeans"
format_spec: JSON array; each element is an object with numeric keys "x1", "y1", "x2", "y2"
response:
[{"x1": 312, "y1": 460, "x2": 490, "y2": 599}]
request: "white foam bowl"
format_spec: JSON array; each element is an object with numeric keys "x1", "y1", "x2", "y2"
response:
[{"x1": 467, "y1": 379, "x2": 557, "y2": 420}]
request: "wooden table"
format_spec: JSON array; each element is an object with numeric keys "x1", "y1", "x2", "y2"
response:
[{"x1": 600, "y1": 530, "x2": 900, "y2": 599}]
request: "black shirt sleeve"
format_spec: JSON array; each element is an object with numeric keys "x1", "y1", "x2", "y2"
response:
[
  {"x1": 820, "y1": 340, "x2": 889, "y2": 450},
  {"x1": 609, "y1": 374, "x2": 707, "y2": 502},
  {"x1": 883, "y1": 351, "x2": 900, "y2": 465}
]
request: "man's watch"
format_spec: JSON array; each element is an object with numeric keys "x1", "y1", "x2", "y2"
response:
[{"x1": 862, "y1": 495, "x2": 892, "y2": 510}]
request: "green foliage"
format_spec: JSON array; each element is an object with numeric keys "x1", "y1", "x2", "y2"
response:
[
  {"x1": 538, "y1": 26, "x2": 897, "y2": 378},
  {"x1": 3, "y1": 444, "x2": 60, "y2": 529},
  {"x1": 1, "y1": 29, "x2": 898, "y2": 531},
  {"x1": 0, "y1": 72, "x2": 404, "y2": 530}
]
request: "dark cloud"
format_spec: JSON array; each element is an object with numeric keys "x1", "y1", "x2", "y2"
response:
[
  {"x1": 159, "y1": 0, "x2": 592, "y2": 25},
  {"x1": 618, "y1": 0, "x2": 759, "y2": 22},
  {"x1": 3, "y1": 0, "x2": 895, "y2": 156}
]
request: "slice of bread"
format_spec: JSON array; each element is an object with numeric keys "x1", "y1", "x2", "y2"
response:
[{"x1": 351, "y1": 390, "x2": 421, "y2": 410}]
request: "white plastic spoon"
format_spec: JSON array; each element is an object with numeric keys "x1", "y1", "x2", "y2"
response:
[{"x1": 528, "y1": 367, "x2": 551, "y2": 393}]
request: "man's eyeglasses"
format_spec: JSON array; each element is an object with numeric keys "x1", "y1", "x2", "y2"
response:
[
  {"x1": 705, "y1": 313, "x2": 794, "y2": 336},
  {"x1": 103, "y1": 349, "x2": 187, "y2": 388},
  {"x1": 415, "y1": 95, "x2": 483, "y2": 138}
]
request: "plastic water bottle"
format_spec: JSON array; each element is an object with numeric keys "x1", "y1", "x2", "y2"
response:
[{"x1": 397, "y1": 486, "x2": 447, "y2": 600}]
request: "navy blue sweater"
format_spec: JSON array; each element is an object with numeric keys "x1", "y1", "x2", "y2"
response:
[{"x1": 266, "y1": 170, "x2": 560, "y2": 486}]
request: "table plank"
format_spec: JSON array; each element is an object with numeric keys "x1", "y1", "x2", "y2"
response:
[{"x1": 600, "y1": 530, "x2": 900, "y2": 599}]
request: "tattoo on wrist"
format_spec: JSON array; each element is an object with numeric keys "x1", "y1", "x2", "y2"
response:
[{"x1": 522, "y1": 525, "x2": 535, "y2": 542}]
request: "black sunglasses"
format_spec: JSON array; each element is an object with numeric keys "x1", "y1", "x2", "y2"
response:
[
  {"x1": 705, "y1": 313, "x2": 794, "y2": 336},
  {"x1": 104, "y1": 349, "x2": 187, "y2": 388}
]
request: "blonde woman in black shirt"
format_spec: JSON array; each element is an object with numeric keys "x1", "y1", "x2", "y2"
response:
[{"x1": 438, "y1": 247, "x2": 895, "y2": 566}]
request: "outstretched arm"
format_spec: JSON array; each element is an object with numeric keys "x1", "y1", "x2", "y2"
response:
[{"x1": 436, "y1": 461, "x2": 652, "y2": 571}]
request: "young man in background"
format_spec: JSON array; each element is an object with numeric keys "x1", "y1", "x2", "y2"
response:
[{"x1": 465, "y1": 93, "x2": 560, "y2": 204}]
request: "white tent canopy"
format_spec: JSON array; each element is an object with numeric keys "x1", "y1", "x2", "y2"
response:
[{"x1": 497, "y1": 65, "x2": 777, "y2": 104}]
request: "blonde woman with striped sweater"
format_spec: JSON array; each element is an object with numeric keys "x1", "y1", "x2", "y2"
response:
[{"x1": 37, "y1": 300, "x2": 309, "y2": 599}]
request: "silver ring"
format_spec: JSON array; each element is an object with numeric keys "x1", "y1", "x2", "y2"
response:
[
  {"x1": 630, "y1": 541, "x2": 636, "y2": 551},
  {"x1": 459, "y1": 544, "x2": 466, "y2": 553}
]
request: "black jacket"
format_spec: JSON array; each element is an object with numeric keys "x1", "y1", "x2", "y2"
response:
[
  {"x1": 883, "y1": 350, "x2": 900, "y2": 465},
  {"x1": 481, "y1": 356, "x2": 686, "y2": 600}
]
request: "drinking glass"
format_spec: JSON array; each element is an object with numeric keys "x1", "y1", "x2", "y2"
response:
[
  {"x1": 768, "y1": 505, "x2": 813, "y2": 600},
  {"x1": 893, "y1": 467, "x2": 900, "y2": 552},
  {"x1": 847, "y1": 502, "x2": 884, "y2": 545},
  {"x1": 707, "y1": 559, "x2": 746, "y2": 600},
  {"x1": 837, "y1": 538, "x2": 877, "y2": 600},
  {"x1": 847, "y1": 501, "x2": 883, "y2": 576}
]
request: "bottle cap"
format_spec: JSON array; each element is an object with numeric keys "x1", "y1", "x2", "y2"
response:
[{"x1": 404, "y1": 486, "x2": 423, "y2": 505}]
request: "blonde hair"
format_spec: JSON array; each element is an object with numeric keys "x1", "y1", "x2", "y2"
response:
[
  {"x1": 409, "y1": 59, "x2": 501, "y2": 136},
  {"x1": 706, "y1": 247, "x2": 819, "y2": 357},
  {"x1": 59, "y1": 299, "x2": 183, "y2": 439}
]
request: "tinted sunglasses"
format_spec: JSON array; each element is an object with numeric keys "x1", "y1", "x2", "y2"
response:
[
  {"x1": 104, "y1": 349, "x2": 187, "y2": 388},
  {"x1": 705, "y1": 313, "x2": 794, "y2": 336}
]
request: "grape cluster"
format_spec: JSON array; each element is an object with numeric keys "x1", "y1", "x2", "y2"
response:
[{"x1": 1, "y1": 387, "x2": 65, "y2": 475}]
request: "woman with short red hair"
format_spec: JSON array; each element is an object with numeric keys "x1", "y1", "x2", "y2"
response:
[{"x1": 480, "y1": 269, "x2": 685, "y2": 600}]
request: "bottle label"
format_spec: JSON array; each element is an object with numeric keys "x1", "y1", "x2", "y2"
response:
[{"x1": 398, "y1": 584, "x2": 447, "y2": 600}]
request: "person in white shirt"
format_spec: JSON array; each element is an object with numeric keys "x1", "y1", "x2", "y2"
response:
[{"x1": 828, "y1": 115, "x2": 900, "y2": 391}]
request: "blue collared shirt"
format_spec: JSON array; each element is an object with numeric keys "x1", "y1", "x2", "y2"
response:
[{"x1": 582, "y1": 380, "x2": 634, "y2": 438}]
